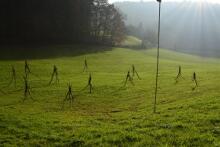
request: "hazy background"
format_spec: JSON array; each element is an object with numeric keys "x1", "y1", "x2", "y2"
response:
[
  {"x1": 110, "y1": 0, "x2": 220, "y2": 4},
  {"x1": 114, "y1": 1, "x2": 220, "y2": 57}
]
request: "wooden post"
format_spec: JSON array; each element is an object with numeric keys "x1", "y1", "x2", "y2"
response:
[{"x1": 154, "y1": 0, "x2": 162, "y2": 113}]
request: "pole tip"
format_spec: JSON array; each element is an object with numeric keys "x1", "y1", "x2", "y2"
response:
[{"x1": 157, "y1": 0, "x2": 161, "y2": 3}]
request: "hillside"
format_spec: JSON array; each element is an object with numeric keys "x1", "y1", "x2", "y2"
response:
[{"x1": 0, "y1": 46, "x2": 220, "y2": 146}]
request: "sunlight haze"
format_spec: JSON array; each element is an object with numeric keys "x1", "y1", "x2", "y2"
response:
[{"x1": 109, "y1": 0, "x2": 220, "y2": 4}]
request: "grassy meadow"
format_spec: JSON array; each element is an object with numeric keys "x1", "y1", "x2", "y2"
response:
[{"x1": 0, "y1": 45, "x2": 220, "y2": 146}]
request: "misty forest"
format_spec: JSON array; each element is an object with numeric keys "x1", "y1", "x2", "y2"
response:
[{"x1": 0, "y1": 0, "x2": 220, "y2": 146}]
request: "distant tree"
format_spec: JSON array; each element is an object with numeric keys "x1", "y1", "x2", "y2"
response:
[
  {"x1": 109, "y1": 8, "x2": 126, "y2": 45},
  {"x1": 142, "y1": 29, "x2": 157, "y2": 48},
  {"x1": 126, "y1": 24, "x2": 157, "y2": 48},
  {"x1": 90, "y1": 0, "x2": 125, "y2": 45}
]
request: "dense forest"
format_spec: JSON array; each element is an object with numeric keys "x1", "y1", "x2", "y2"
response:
[{"x1": 0, "y1": 0, "x2": 125, "y2": 45}]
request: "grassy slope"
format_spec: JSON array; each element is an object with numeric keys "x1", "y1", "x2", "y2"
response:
[{"x1": 0, "y1": 47, "x2": 220, "y2": 146}]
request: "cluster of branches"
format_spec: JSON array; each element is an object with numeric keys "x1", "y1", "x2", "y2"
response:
[{"x1": 0, "y1": 0, "x2": 125, "y2": 45}]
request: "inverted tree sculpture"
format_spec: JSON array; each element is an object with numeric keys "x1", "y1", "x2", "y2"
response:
[
  {"x1": 124, "y1": 70, "x2": 134, "y2": 86},
  {"x1": 83, "y1": 58, "x2": 88, "y2": 72},
  {"x1": 192, "y1": 72, "x2": 198, "y2": 90},
  {"x1": 81, "y1": 73, "x2": 93, "y2": 93},
  {"x1": 23, "y1": 76, "x2": 34, "y2": 102},
  {"x1": 132, "y1": 64, "x2": 141, "y2": 80},
  {"x1": 175, "y1": 65, "x2": 183, "y2": 83},
  {"x1": 49, "y1": 65, "x2": 59, "y2": 85},
  {"x1": 25, "y1": 60, "x2": 31, "y2": 78},
  {"x1": 62, "y1": 83, "x2": 74, "y2": 109}
]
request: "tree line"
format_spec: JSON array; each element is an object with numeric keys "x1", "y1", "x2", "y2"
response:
[
  {"x1": 0, "y1": 0, "x2": 125, "y2": 45},
  {"x1": 126, "y1": 23, "x2": 157, "y2": 48}
]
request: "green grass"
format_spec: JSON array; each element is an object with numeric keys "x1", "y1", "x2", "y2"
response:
[{"x1": 0, "y1": 47, "x2": 220, "y2": 146}]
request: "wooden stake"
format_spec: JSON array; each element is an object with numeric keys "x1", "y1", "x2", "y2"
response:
[{"x1": 154, "y1": 0, "x2": 162, "y2": 113}]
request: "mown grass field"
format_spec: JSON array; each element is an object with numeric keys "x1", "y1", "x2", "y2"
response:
[{"x1": 0, "y1": 46, "x2": 220, "y2": 146}]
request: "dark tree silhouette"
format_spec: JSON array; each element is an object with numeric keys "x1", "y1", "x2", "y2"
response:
[{"x1": 0, "y1": 0, "x2": 125, "y2": 45}]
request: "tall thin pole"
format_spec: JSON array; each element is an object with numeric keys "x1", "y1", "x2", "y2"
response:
[{"x1": 154, "y1": 0, "x2": 161, "y2": 113}]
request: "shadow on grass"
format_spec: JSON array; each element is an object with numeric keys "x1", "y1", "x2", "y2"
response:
[{"x1": 0, "y1": 44, "x2": 113, "y2": 60}]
